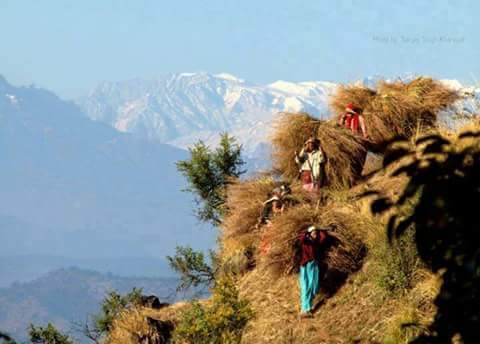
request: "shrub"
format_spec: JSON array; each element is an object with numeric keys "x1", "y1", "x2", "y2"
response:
[
  {"x1": 370, "y1": 128, "x2": 480, "y2": 342},
  {"x1": 28, "y1": 323, "x2": 74, "y2": 344},
  {"x1": 173, "y1": 277, "x2": 253, "y2": 344},
  {"x1": 374, "y1": 227, "x2": 421, "y2": 294}
]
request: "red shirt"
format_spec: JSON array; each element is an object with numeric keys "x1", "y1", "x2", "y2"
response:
[
  {"x1": 298, "y1": 231, "x2": 327, "y2": 266},
  {"x1": 344, "y1": 113, "x2": 360, "y2": 134}
]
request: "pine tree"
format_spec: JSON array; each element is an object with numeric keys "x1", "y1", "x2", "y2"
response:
[{"x1": 176, "y1": 133, "x2": 245, "y2": 225}]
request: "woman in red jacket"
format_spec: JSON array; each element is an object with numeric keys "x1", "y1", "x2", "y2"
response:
[
  {"x1": 339, "y1": 103, "x2": 368, "y2": 139},
  {"x1": 298, "y1": 225, "x2": 327, "y2": 318}
]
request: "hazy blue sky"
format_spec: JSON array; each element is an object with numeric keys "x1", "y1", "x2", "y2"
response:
[{"x1": 1, "y1": 0, "x2": 478, "y2": 98}]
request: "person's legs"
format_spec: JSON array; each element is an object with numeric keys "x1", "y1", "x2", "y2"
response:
[
  {"x1": 259, "y1": 224, "x2": 273, "y2": 255},
  {"x1": 305, "y1": 261, "x2": 321, "y2": 311},
  {"x1": 310, "y1": 261, "x2": 320, "y2": 296},
  {"x1": 305, "y1": 261, "x2": 315, "y2": 312},
  {"x1": 300, "y1": 261, "x2": 319, "y2": 313},
  {"x1": 301, "y1": 171, "x2": 314, "y2": 192},
  {"x1": 299, "y1": 265, "x2": 310, "y2": 313}
]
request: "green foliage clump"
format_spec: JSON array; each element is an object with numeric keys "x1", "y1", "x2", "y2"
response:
[
  {"x1": 167, "y1": 246, "x2": 217, "y2": 291},
  {"x1": 176, "y1": 133, "x2": 245, "y2": 225},
  {"x1": 28, "y1": 323, "x2": 74, "y2": 344},
  {"x1": 371, "y1": 132, "x2": 480, "y2": 342},
  {"x1": 173, "y1": 277, "x2": 253, "y2": 344},
  {"x1": 93, "y1": 287, "x2": 143, "y2": 335},
  {"x1": 375, "y1": 227, "x2": 421, "y2": 294}
]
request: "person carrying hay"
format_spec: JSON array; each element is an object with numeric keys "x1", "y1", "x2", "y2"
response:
[
  {"x1": 257, "y1": 184, "x2": 291, "y2": 228},
  {"x1": 257, "y1": 185, "x2": 291, "y2": 254},
  {"x1": 295, "y1": 138, "x2": 325, "y2": 191},
  {"x1": 339, "y1": 103, "x2": 368, "y2": 139},
  {"x1": 298, "y1": 225, "x2": 327, "y2": 318}
]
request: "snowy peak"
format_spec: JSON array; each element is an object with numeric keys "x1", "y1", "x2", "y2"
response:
[
  {"x1": 267, "y1": 80, "x2": 336, "y2": 97},
  {"x1": 76, "y1": 72, "x2": 337, "y2": 153},
  {"x1": 214, "y1": 73, "x2": 245, "y2": 83},
  {"x1": 76, "y1": 72, "x2": 480, "y2": 155}
]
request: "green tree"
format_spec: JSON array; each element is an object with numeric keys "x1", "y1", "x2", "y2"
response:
[
  {"x1": 28, "y1": 323, "x2": 74, "y2": 344},
  {"x1": 167, "y1": 246, "x2": 217, "y2": 291},
  {"x1": 176, "y1": 133, "x2": 245, "y2": 225},
  {"x1": 369, "y1": 132, "x2": 480, "y2": 343},
  {"x1": 172, "y1": 277, "x2": 253, "y2": 344}
]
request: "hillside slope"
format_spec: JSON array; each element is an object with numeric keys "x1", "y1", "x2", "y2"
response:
[{"x1": 103, "y1": 76, "x2": 473, "y2": 343}]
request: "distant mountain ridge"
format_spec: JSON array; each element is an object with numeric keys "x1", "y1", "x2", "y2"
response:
[
  {"x1": 76, "y1": 73, "x2": 337, "y2": 155},
  {"x1": 0, "y1": 267, "x2": 188, "y2": 343},
  {"x1": 77, "y1": 73, "x2": 480, "y2": 157},
  {"x1": 0, "y1": 75, "x2": 215, "y2": 281}
]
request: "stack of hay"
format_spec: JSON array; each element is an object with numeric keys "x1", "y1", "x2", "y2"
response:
[
  {"x1": 329, "y1": 77, "x2": 459, "y2": 146},
  {"x1": 220, "y1": 177, "x2": 314, "y2": 274},
  {"x1": 263, "y1": 204, "x2": 367, "y2": 276},
  {"x1": 270, "y1": 113, "x2": 367, "y2": 188},
  {"x1": 220, "y1": 178, "x2": 276, "y2": 275},
  {"x1": 106, "y1": 307, "x2": 174, "y2": 344}
]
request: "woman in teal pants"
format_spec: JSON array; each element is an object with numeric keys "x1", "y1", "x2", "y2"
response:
[{"x1": 298, "y1": 225, "x2": 326, "y2": 318}]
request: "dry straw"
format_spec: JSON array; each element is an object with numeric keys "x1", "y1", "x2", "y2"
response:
[
  {"x1": 106, "y1": 307, "x2": 173, "y2": 344},
  {"x1": 222, "y1": 177, "x2": 277, "y2": 238},
  {"x1": 329, "y1": 77, "x2": 459, "y2": 146},
  {"x1": 263, "y1": 203, "x2": 367, "y2": 275},
  {"x1": 220, "y1": 177, "x2": 314, "y2": 268},
  {"x1": 270, "y1": 112, "x2": 367, "y2": 188}
]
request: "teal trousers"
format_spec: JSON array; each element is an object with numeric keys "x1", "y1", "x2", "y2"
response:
[{"x1": 299, "y1": 260, "x2": 320, "y2": 313}]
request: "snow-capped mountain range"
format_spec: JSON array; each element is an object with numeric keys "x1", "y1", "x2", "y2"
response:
[
  {"x1": 77, "y1": 72, "x2": 480, "y2": 156},
  {"x1": 76, "y1": 73, "x2": 337, "y2": 155}
]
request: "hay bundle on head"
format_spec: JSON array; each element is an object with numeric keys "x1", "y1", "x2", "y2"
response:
[
  {"x1": 329, "y1": 84, "x2": 377, "y2": 116},
  {"x1": 330, "y1": 77, "x2": 460, "y2": 146},
  {"x1": 222, "y1": 177, "x2": 314, "y2": 238},
  {"x1": 222, "y1": 177, "x2": 277, "y2": 238},
  {"x1": 263, "y1": 204, "x2": 366, "y2": 276},
  {"x1": 270, "y1": 112, "x2": 367, "y2": 188}
]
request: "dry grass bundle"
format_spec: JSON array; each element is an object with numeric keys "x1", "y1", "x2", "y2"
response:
[
  {"x1": 222, "y1": 177, "x2": 277, "y2": 238},
  {"x1": 270, "y1": 113, "x2": 367, "y2": 188},
  {"x1": 329, "y1": 84, "x2": 377, "y2": 115},
  {"x1": 263, "y1": 203, "x2": 367, "y2": 276},
  {"x1": 270, "y1": 113, "x2": 320, "y2": 179},
  {"x1": 220, "y1": 177, "x2": 315, "y2": 272},
  {"x1": 329, "y1": 77, "x2": 460, "y2": 145},
  {"x1": 107, "y1": 307, "x2": 173, "y2": 344},
  {"x1": 223, "y1": 177, "x2": 314, "y2": 238}
]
